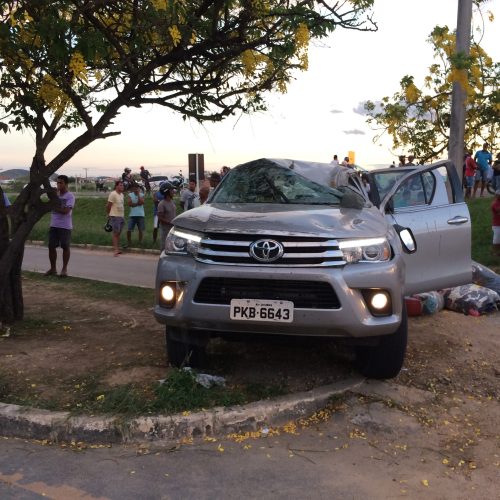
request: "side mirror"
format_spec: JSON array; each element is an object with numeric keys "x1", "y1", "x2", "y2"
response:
[{"x1": 394, "y1": 224, "x2": 417, "y2": 254}]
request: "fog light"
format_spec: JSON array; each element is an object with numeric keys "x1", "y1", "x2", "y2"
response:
[
  {"x1": 361, "y1": 289, "x2": 392, "y2": 316},
  {"x1": 371, "y1": 292, "x2": 388, "y2": 310},
  {"x1": 159, "y1": 282, "x2": 177, "y2": 308}
]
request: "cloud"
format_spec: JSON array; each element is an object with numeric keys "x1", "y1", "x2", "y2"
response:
[
  {"x1": 343, "y1": 129, "x2": 366, "y2": 135},
  {"x1": 329, "y1": 108, "x2": 343, "y2": 114},
  {"x1": 353, "y1": 101, "x2": 383, "y2": 116}
]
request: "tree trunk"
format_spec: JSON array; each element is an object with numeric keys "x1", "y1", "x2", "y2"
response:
[{"x1": 0, "y1": 179, "x2": 53, "y2": 326}]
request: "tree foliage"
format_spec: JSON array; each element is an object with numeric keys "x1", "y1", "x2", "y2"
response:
[
  {"x1": 0, "y1": 0, "x2": 376, "y2": 325},
  {"x1": 364, "y1": 23, "x2": 499, "y2": 162}
]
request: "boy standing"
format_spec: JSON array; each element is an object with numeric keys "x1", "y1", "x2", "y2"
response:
[{"x1": 45, "y1": 175, "x2": 75, "y2": 277}]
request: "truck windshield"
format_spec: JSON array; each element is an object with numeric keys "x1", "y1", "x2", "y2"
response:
[{"x1": 211, "y1": 160, "x2": 365, "y2": 208}]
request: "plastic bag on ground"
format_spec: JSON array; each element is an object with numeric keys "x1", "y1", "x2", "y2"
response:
[
  {"x1": 182, "y1": 367, "x2": 226, "y2": 389},
  {"x1": 471, "y1": 261, "x2": 500, "y2": 295},
  {"x1": 442, "y1": 284, "x2": 500, "y2": 316},
  {"x1": 412, "y1": 291, "x2": 445, "y2": 315}
]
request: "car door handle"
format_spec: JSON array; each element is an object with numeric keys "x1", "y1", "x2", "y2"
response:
[{"x1": 447, "y1": 216, "x2": 469, "y2": 225}]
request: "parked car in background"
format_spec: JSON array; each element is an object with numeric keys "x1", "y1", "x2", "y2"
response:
[
  {"x1": 154, "y1": 158, "x2": 471, "y2": 379},
  {"x1": 146, "y1": 175, "x2": 170, "y2": 192}
]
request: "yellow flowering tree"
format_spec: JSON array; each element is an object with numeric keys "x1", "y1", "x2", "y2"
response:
[
  {"x1": 364, "y1": 25, "x2": 499, "y2": 163},
  {"x1": 0, "y1": 0, "x2": 376, "y2": 325}
]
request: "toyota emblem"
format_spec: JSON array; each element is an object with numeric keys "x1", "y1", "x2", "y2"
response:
[{"x1": 249, "y1": 239, "x2": 284, "y2": 262}]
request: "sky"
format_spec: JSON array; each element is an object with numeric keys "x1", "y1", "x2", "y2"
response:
[{"x1": 0, "y1": 0, "x2": 498, "y2": 179}]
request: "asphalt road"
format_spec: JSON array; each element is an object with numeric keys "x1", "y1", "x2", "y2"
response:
[{"x1": 22, "y1": 245, "x2": 158, "y2": 288}]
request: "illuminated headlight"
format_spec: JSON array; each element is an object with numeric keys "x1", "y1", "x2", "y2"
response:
[
  {"x1": 165, "y1": 228, "x2": 202, "y2": 256},
  {"x1": 361, "y1": 289, "x2": 392, "y2": 316},
  {"x1": 159, "y1": 281, "x2": 178, "y2": 308},
  {"x1": 338, "y1": 237, "x2": 391, "y2": 264}
]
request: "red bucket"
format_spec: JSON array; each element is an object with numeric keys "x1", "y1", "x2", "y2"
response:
[{"x1": 405, "y1": 296, "x2": 423, "y2": 317}]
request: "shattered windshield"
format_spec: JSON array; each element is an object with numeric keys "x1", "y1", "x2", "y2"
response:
[{"x1": 210, "y1": 159, "x2": 365, "y2": 208}]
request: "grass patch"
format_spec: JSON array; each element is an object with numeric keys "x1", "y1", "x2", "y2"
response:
[
  {"x1": 21, "y1": 369, "x2": 286, "y2": 416},
  {"x1": 23, "y1": 271, "x2": 154, "y2": 308},
  {"x1": 79, "y1": 369, "x2": 285, "y2": 416},
  {"x1": 467, "y1": 197, "x2": 498, "y2": 271},
  {"x1": 26, "y1": 194, "x2": 182, "y2": 249}
]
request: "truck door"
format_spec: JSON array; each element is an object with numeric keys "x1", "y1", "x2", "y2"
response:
[{"x1": 370, "y1": 161, "x2": 471, "y2": 295}]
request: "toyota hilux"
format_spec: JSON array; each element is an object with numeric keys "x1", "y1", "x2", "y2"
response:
[{"x1": 154, "y1": 158, "x2": 471, "y2": 379}]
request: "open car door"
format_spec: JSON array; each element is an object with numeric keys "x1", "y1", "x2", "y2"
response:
[{"x1": 368, "y1": 161, "x2": 471, "y2": 295}]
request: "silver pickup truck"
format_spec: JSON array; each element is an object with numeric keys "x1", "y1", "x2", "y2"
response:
[{"x1": 154, "y1": 158, "x2": 471, "y2": 379}]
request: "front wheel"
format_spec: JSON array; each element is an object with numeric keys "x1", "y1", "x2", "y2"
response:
[
  {"x1": 355, "y1": 307, "x2": 408, "y2": 379},
  {"x1": 165, "y1": 328, "x2": 206, "y2": 368},
  {"x1": 486, "y1": 180, "x2": 495, "y2": 195}
]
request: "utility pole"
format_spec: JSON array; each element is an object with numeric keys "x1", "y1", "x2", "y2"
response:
[
  {"x1": 448, "y1": 0, "x2": 473, "y2": 184},
  {"x1": 83, "y1": 168, "x2": 89, "y2": 179}
]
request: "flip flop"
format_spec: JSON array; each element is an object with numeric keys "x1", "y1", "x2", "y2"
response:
[
  {"x1": 114, "y1": 251, "x2": 122, "y2": 257},
  {"x1": 44, "y1": 270, "x2": 57, "y2": 276}
]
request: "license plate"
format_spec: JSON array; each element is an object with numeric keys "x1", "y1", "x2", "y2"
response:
[{"x1": 230, "y1": 299, "x2": 293, "y2": 322}]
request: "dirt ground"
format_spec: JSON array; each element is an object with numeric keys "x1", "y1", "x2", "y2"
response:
[
  {"x1": 0, "y1": 274, "x2": 498, "y2": 407},
  {"x1": 0, "y1": 274, "x2": 499, "y2": 495}
]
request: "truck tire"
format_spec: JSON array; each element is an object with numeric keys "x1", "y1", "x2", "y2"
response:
[
  {"x1": 165, "y1": 328, "x2": 206, "y2": 368},
  {"x1": 355, "y1": 306, "x2": 408, "y2": 380}
]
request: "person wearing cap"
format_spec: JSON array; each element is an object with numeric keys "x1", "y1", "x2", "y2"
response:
[
  {"x1": 157, "y1": 183, "x2": 176, "y2": 251},
  {"x1": 492, "y1": 189, "x2": 500, "y2": 256}
]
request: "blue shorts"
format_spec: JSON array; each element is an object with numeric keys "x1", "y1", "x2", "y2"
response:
[
  {"x1": 128, "y1": 216, "x2": 145, "y2": 231},
  {"x1": 465, "y1": 176, "x2": 475, "y2": 188},
  {"x1": 48, "y1": 227, "x2": 72, "y2": 250},
  {"x1": 474, "y1": 169, "x2": 488, "y2": 182}
]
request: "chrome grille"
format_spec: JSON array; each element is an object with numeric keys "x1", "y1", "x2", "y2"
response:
[{"x1": 196, "y1": 233, "x2": 345, "y2": 267}]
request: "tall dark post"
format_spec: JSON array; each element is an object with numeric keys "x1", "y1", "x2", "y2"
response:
[
  {"x1": 188, "y1": 153, "x2": 204, "y2": 187},
  {"x1": 448, "y1": 0, "x2": 473, "y2": 183}
]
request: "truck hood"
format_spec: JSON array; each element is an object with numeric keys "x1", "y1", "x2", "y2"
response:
[{"x1": 173, "y1": 203, "x2": 389, "y2": 239}]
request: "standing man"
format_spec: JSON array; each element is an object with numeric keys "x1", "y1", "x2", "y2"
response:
[
  {"x1": 45, "y1": 175, "x2": 75, "y2": 277},
  {"x1": 492, "y1": 152, "x2": 500, "y2": 191},
  {"x1": 139, "y1": 166, "x2": 151, "y2": 194},
  {"x1": 180, "y1": 178, "x2": 199, "y2": 211},
  {"x1": 464, "y1": 150, "x2": 477, "y2": 200},
  {"x1": 331, "y1": 155, "x2": 339, "y2": 166},
  {"x1": 193, "y1": 186, "x2": 210, "y2": 207},
  {"x1": 406, "y1": 155, "x2": 416, "y2": 166},
  {"x1": 473, "y1": 143, "x2": 492, "y2": 198},
  {"x1": 106, "y1": 180, "x2": 125, "y2": 256},
  {"x1": 157, "y1": 184, "x2": 176, "y2": 251},
  {"x1": 126, "y1": 183, "x2": 145, "y2": 247},
  {"x1": 398, "y1": 155, "x2": 406, "y2": 167},
  {"x1": 152, "y1": 183, "x2": 165, "y2": 246}
]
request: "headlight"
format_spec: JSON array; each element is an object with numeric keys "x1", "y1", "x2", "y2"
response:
[
  {"x1": 338, "y1": 237, "x2": 391, "y2": 264},
  {"x1": 165, "y1": 228, "x2": 202, "y2": 256}
]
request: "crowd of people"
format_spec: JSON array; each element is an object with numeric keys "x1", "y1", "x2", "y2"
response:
[{"x1": 105, "y1": 166, "x2": 230, "y2": 255}]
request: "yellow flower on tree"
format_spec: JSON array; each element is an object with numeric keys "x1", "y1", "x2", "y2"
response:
[
  {"x1": 69, "y1": 51, "x2": 88, "y2": 83},
  {"x1": 169, "y1": 25, "x2": 182, "y2": 47}
]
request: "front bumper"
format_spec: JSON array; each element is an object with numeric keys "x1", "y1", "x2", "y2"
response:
[{"x1": 153, "y1": 255, "x2": 405, "y2": 339}]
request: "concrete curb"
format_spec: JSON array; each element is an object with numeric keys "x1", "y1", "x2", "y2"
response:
[
  {"x1": 0, "y1": 376, "x2": 364, "y2": 444},
  {"x1": 28, "y1": 240, "x2": 161, "y2": 256}
]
